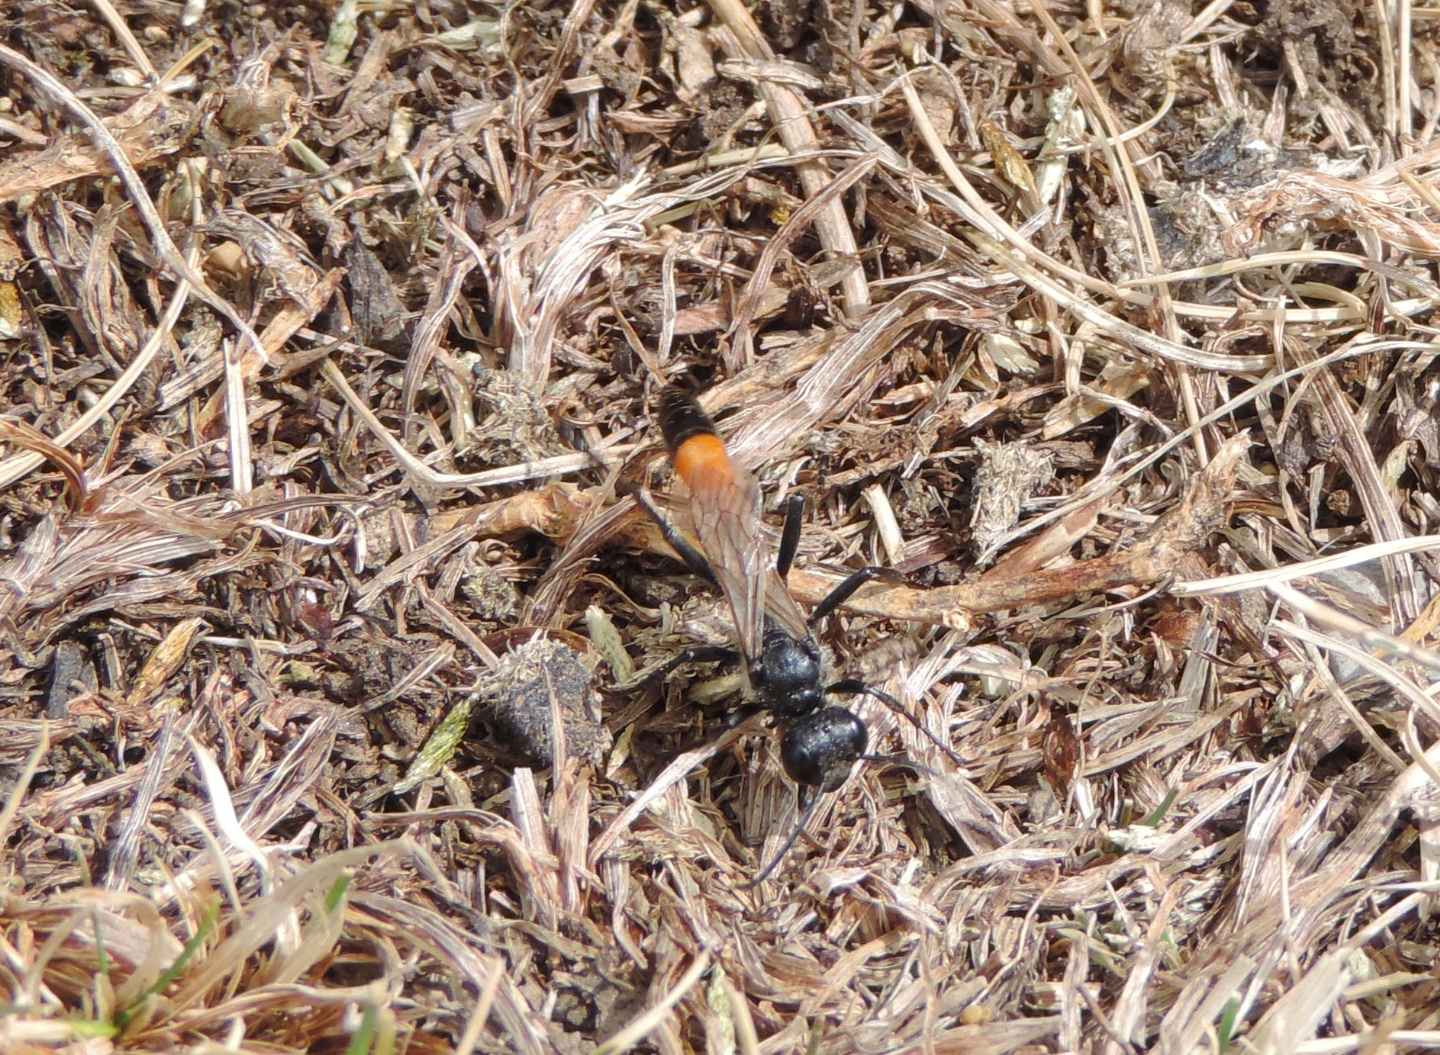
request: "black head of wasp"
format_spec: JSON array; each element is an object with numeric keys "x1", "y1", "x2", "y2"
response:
[{"x1": 635, "y1": 385, "x2": 960, "y2": 885}]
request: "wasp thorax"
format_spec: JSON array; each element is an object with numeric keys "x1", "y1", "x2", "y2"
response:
[{"x1": 753, "y1": 626, "x2": 824, "y2": 717}]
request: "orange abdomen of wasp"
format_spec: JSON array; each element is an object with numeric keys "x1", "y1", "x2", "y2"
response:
[{"x1": 672, "y1": 433, "x2": 735, "y2": 491}]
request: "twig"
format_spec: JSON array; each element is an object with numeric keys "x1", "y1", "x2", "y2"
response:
[{"x1": 88, "y1": 0, "x2": 157, "y2": 80}]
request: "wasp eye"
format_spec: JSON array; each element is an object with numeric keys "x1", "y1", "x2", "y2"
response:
[{"x1": 781, "y1": 708, "x2": 867, "y2": 790}]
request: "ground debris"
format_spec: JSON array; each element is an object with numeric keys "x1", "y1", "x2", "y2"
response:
[
  {"x1": 474, "y1": 635, "x2": 609, "y2": 768},
  {"x1": 970, "y1": 438, "x2": 1055, "y2": 559},
  {"x1": 2, "y1": 0, "x2": 1439, "y2": 1049}
]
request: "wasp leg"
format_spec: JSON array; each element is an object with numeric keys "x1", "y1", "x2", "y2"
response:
[
  {"x1": 634, "y1": 489, "x2": 718, "y2": 586},
  {"x1": 721, "y1": 700, "x2": 767, "y2": 729},
  {"x1": 661, "y1": 649, "x2": 761, "y2": 742},
  {"x1": 776, "y1": 493, "x2": 805, "y2": 581},
  {"x1": 660, "y1": 644, "x2": 739, "y2": 676},
  {"x1": 661, "y1": 648, "x2": 765, "y2": 730},
  {"x1": 809, "y1": 566, "x2": 889, "y2": 626},
  {"x1": 826, "y1": 679, "x2": 963, "y2": 770}
]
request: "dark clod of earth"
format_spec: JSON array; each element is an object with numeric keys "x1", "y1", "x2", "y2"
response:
[{"x1": 473, "y1": 637, "x2": 609, "y2": 767}]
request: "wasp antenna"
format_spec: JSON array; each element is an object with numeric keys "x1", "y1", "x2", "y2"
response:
[
  {"x1": 743, "y1": 787, "x2": 827, "y2": 888},
  {"x1": 827, "y1": 680, "x2": 963, "y2": 771}
]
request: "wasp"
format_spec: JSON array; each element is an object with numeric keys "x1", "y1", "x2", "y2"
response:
[{"x1": 636, "y1": 386, "x2": 954, "y2": 883}]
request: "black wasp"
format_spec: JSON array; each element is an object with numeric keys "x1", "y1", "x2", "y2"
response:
[{"x1": 635, "y1": 385, "x2": 955, "y2": 883}]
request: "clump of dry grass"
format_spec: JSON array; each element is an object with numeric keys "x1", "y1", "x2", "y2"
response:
[{"x1": 3, "y1": 0, "x2": 1440, "y2": 1050}]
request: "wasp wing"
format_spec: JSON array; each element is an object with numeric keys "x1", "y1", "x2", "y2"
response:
[
  {"x1": 685, "y1": 476, "x2": 815, "y2": 656},
  {"x1": 682, "y1": 459, "x2": 770, "y2": 664},
  {"x1": 656, "y1": 385, "x2": 812, "y2": 663},
  {"x1": 762, "y1": 566, "x2": 811, "y2": 643}
]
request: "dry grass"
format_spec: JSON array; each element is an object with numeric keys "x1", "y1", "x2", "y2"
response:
[{"x1": 2, "y1": 0, "x2": 1440, "y2": 1051}]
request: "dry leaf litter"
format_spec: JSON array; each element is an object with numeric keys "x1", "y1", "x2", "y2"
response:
[{"x1": 1, "y1": 0, "x2": 1440, "y2": 1052}]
